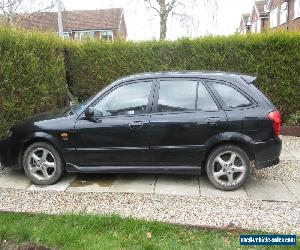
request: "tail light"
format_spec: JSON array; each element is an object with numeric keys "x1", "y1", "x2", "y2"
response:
[{"x1": 268, "y1": 111, "x2": 281, "y2": 137}]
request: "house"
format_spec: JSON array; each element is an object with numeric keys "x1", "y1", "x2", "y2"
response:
[
  {"x1": 266, "y1": 0, "x2": 300, "y2": 31},
  {"x1": 239, "y1": 14, "x2": 251, "y2": 35},
  {"x1": 249, "y1": 0, "x2": 269, "y2": 33},
  {"x1": 16, "y1": 8, "x2": 127, "y2": 41}
]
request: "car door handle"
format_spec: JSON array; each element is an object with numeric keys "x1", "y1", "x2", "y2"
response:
[
  {"x1": 128, "y1": 121, "x2": 144, "y2": 129},
  {"x1": 205, "y1": 117, "x2": 221, "y2": 126}
]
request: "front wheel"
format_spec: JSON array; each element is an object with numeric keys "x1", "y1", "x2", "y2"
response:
[
  {"x1": 206, "y1": 145, "x2": 250, "y2": 191},
  {"x1": 23, "y1": 142, "x2": 64, "y2": 185}
]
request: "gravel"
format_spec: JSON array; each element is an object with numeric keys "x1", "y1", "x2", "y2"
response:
[
  {"x1": 281, "y1": 136, "x2": 300, "y2": 152},
  {"x1": 0, "y1": 189, "x2": 299, "y2": 234},
  {"x1": 251, "y1": 160, "x2": 300, "y2": 181},
  {"x1": 0, "y1": 167, "x2": 8, "y2": 177}
]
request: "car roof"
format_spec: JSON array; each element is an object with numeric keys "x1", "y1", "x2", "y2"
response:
[{"x1": 114, "y1": 71, "x2": 256, "y2": 84}]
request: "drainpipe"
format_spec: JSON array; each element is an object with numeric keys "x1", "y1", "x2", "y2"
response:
[{"x1": 57, "y1": 0, "x2": 64, "y2": 38}]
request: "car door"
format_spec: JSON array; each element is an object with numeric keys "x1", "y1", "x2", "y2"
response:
[
  {"x1": 72, "y1": 80, "x2": 154, "y2": 167},
  {"x1": 149, "y1": 78, "x2": 227, "y2": 166}
]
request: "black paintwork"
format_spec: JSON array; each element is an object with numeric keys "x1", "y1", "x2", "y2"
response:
[{"x1": 0, "y1": 71, "x2": 282, "y2": 173}]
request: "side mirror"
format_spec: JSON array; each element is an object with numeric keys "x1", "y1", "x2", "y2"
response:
[{"x1": 84, "y1": 107, "x2": 94, "y2": 119}]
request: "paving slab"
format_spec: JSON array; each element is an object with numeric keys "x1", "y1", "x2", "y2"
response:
[
  {"x1": 110, "y1": 174, "x2": 156, "y2": 194},
  {"x1": 155, "y1": 175, "x2": 199, "y2": 196},
  {"x1": 289, "y1": 150, "x2": 300, "y2": 160},
  {"x1": 0, "y1": 171, "x2": 31, "y2": 190},
  {"x1": 27, "y1": 174, "x2": 76, "y2": 192},
  {"x1": 199, "y1": 177, "x2": 248, "y2": 199},
  {"x1": 284, "y1": 181, "x2": 300, "y2": 201},
  {"x1": 67, "y1": 174, "x2": 118, "y2": 193},
  {"x1": 244, "y1": 179, "x2": 296, "y2": 202},
  {"x1": 280, "y1": 150, "x2": 296, "y2": 161}
]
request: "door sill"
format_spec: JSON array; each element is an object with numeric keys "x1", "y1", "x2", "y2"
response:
[{"x1": 66, "y1": 163, "x2": 201, "y2": 174}]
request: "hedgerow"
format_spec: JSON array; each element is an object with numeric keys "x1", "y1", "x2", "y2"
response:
[
  {"x1": 0, "y1": 29, "x2": 299, "y2": 137},
  {"x1": 0, "y1": 28, "x2": 67, "y2": 136},
  {"x1": 65, "y1": 32, "x2": 300, "y2": 122}
]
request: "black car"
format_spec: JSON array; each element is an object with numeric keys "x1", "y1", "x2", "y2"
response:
[{"x1": 0, "y1": 72, "x2": 282, "y2": 190}]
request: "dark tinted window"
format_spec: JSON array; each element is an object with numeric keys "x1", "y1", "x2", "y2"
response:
[
  {"x1": 93, "y1": 81, "x2": 152, "y2": 117},
  {"x1": 213, "y1": 83, "x2": 252, "y2": 108},
  {"x1": 197, "y1": 83, "x2": 218, "y2": 111},
  {"x1": 158, "y1": 80, "x2": 197, "y2": 112}
]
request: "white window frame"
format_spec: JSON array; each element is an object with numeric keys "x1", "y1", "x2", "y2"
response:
[
  {"x1": 251, "y1": 22, "x2": 256, "y2": 33},
  {"x1": 280, "y1": 2, "x2": 288, "y2": 25},
  {"x1": 100, "y1": 30, "x2": 114, "y2": 41},
  {"x1": 257, "y1": 19, "x2": 261, "y2": 32},
  {"x1": 270, "y1": 7, "x2": 278, "y2": 28},
  {"x1": 294, "y1": 0, "x2": 300, "y2": 19}
]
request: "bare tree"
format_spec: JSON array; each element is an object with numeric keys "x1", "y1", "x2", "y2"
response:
[
  {"x1": 145, "y1": 0, "x2": 218, "y2": 40},
  {"x1": 0, "y1": 0, "x2": 55, "y2": 26}
]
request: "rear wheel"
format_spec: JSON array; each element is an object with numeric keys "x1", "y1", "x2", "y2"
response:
[
  {"x1": 23, "y1": 142, "x2": 64, "y2": 185},
  {"x1": 206, "y1": 145, "x2": 250, "y2": 191}
]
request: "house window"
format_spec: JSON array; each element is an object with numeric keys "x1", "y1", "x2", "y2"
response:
[
  {"x1": 294, "y1": 0, "x2": 300, "y2": 19},
  {"x1": 74, "y1": 31, "x2": 95, "y2": 40},
  {"x1": 62, "y1": 33, "x2": 70, "y2": 39},
  {"x1": 101, "y1": 31, "x2": 113, "y2": 41},
  {"x1": 270, "y1": 7, "x2": 278, "y2": 28},
  {"x1": 280, "y1": 2, "x2": 288, "y2": 25}
]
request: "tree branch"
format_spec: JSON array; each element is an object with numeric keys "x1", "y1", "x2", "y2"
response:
[{"x1": 145, "y1": 0, "x2": 160, "y2": 15}]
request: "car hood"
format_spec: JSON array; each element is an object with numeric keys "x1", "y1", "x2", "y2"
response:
[{"x1": 25, "y1": 108, "x2": 72, "y2": 123}]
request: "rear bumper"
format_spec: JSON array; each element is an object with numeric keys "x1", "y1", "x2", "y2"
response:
[{"x1": 251, "y1": 138, "x2": 282, "y2": 169}]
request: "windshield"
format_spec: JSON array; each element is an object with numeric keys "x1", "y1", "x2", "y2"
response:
[{"x1": 71, "y1": 96, "x2": 95, "y2": 114}]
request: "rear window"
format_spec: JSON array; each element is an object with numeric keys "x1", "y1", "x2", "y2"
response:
[
  {"x1": 249, "y1": 83, "x2": 275, "y2": 109},
  {"x1": 212, "y1": 83, "x2": 252, "y2": 108}
]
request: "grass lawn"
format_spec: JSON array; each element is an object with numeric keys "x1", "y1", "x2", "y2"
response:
[{"x1": 0, "y1": 212, "x2": 296, "y2": 250}]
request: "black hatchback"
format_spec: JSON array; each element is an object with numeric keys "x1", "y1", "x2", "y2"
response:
[{"x1": 0, "y1": 72, "x2": 282, "y2": 190}]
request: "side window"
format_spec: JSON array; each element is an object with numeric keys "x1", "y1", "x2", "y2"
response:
[
  {"x1": 212, "y1": 82, "x2": 252, "y2": 108},
  {"x1": 93, "y1": 81, "x2": 152, "y2": 117},
  {"x1": 158, "y1": 80, "x2": 197, "y2": 112},
  {"x1": 197, "y1": 83, "x2": 218, "y2": 111}
]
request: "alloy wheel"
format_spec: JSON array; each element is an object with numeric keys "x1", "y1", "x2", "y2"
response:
[
  {"x1": 27, "y1": 147, "x2": 57, "y2": 181},
  {"x1": 211, "y1": 150, "x2": 247, "y2": 187}
]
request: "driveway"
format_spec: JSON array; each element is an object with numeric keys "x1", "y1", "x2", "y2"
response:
[{"x1": 0, "y1": 136, "x2": 300, "y2": 233}]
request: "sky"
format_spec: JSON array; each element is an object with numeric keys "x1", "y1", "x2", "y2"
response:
[{"x1": 58, "y1": 0, "x2": 254, "y2": 40}]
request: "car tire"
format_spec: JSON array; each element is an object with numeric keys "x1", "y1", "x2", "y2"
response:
[
  {"x1": 206, "y1": 144, "x2": 250, "y2": 191},
  {"x1": 23, "y1": 142, "x2": 64, "y2": 185}
]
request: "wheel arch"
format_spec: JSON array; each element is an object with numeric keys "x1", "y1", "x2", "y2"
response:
[
  {"x1": 201, "y1": 133, "x2": 255, "y2": 168},
  {"x1": 18, "y1": 132, "x2": 66, "y2": 169}
]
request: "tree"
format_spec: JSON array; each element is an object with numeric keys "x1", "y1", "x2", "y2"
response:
[
  {"x1": 145, "y1": 0, "x2": 218, "y2": 40},
  {"x1": 0, "y1": 0, "x2": 55, "y2": 26}
]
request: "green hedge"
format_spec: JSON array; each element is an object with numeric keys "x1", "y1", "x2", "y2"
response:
[
  {"x1": 65, "y1": 32, "x2": 300, "y2": 121},
  {"x1": 0, "y1": 28, "x2": 67, "y2": 136},
  {"x1": 0, "y1": 30, "x2": 299, "y2": 137}
]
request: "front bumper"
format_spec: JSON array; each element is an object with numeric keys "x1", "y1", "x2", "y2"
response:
[
  {"x1": 0, "y1": 136, "x2": 22, "y2": 169},
  {"x1": 251, "y1": 138, "x2": 282, "y2": 169}
]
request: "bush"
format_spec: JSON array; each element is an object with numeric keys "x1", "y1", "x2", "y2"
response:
[
  {"x1": 65, "y1": 32, "x2": 300, "y2": 121},
  {"x1": 285, "y1": 111, "x2": 300, "y2": 126},
  {"x1": 0, "y1": 28, "x2": 67, "y2": 136},
  {"x1": 0, "y1": 29, "x2": 299, "y2": 137}
]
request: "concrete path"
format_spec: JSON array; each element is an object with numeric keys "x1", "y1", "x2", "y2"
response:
[{"x1": 1, "y1": 170, "x2": 300, "y2": 202}]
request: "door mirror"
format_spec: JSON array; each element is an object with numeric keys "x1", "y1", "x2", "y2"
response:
[{"x1": 84, "y1": 107, "x2": 95, "y2": 119}]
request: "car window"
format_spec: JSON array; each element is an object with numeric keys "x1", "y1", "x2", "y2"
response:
[
  {"x1": 212, "y1": 83, "x2": 252, "y2": 108},
  {"x1": 93, "y1": 81, "x2": 152, "y2": 117},
  {"x1": 197, "y1": 83, "x2": 218, "y2": 111},
  {"x1": 158, "y1": 80, "x2": 197, "y2": 112}
]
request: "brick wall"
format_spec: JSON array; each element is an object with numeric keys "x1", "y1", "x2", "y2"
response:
[{"x1": 269, "y1": 0, "x2": 300, "y2": 31}]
